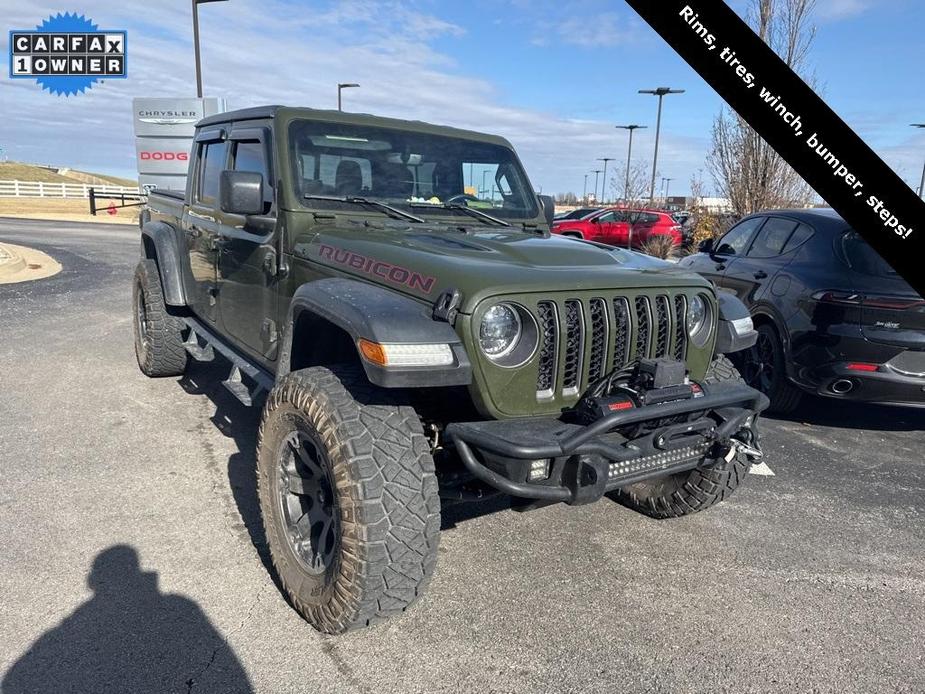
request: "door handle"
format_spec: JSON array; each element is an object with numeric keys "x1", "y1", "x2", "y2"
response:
[
  {"x1": 754, "y1": 271, "x2": 768, "y2": 279},
  {"x1": 209, "y1": 236, "x2": 229, "y2": 251},
  {"x1": 188, "y1": 227, "x2": 202, "y2": 238},
  {"x1": 715, "y1": 264, "x2": 726, "y2": 271}
]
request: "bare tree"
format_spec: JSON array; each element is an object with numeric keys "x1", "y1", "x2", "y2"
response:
[
  {"x1": 610, "y1": 161, "x2": 655, "y2": 206},
  {"x1": 707, "y1": 0, "x2": 816, "y2": 216}
]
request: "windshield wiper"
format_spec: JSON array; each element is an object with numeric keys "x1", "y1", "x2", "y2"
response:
[
  {"x1": 409, "y1": 202, "x2": 511, "y2": 227},
  {"x1": 303, "y1": 194, "x2": 424, "y2": 223}
]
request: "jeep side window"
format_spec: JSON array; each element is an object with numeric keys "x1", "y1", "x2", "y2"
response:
[
  {"x1": 196, "y1": 141, "x2": 229, "y2": 207},
  {"x1": 232, "y1": 140, "x2": 272, "y2": 211},
  {"x1": 715, "y1": 216, "x2": 764, "y2": 255}
]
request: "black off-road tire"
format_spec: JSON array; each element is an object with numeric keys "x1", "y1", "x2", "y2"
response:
[
  {"x1": 132, "y1": 259, "x2": 188, "y2": 377},
  {"x1": 610, "y1": 355, "x2": 752, "y2": 519},
  {"x1": 256, "y1": 365, "x2": 440, "y2": 634},
  {"x1": 733, "y1": 323, "x2": 802, "y2": 414}
]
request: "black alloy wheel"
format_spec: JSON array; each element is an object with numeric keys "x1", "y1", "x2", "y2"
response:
[
  {"x1": 734, "y1": 323, "x2": 802, "y2": 414},
  {"x1": 276, "y1": 429, "x2": 338, "y2": 575}
]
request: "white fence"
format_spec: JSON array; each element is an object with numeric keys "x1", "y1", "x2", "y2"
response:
[{"x1": 0, "y1": 179, "x2": 141, "y2": 199}]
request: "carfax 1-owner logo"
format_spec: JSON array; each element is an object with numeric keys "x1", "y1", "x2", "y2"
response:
[{"x1": 9, "y1": 12, "x2": 127, "y2": 96}]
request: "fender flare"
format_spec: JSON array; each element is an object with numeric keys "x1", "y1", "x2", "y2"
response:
[
  {"x1": 714, "y1": 292, "x2": 759, "y2": 354},
  {"x1": 140, "y1": 220, "x2": 187, "y2": 307},
  {"x1": 277, "y1": 277, "x2": 472, "y2": 388}
]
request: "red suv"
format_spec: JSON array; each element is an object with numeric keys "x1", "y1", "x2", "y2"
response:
[{"x1": 553, "y1": 208, "x2": 682, "y2": 248}]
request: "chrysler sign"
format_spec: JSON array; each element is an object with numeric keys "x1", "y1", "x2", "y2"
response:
[{"x1": 132, "y1": 97, "x2": 226, "y2": 191}]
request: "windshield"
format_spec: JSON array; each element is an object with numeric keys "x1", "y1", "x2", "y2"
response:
[{"x1": 288, "y1": 119, "x2": 539, "y2": 221}]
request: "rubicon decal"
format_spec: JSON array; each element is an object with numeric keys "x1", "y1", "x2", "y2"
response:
[
  {"x1": 318, "y1": 245, "x2": 436, "y2": 293},
  {"x1": 9, "y1": 12, "x2": 127, "y2": 96}
]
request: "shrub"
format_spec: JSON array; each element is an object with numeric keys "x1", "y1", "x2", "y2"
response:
[{"x1": 639, "y1": 234, "x2": 680, "y2": 260}]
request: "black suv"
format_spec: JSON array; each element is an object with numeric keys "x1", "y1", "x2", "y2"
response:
[{"x1": 679, "y1": 208, "x2": 925, "y2": 412}]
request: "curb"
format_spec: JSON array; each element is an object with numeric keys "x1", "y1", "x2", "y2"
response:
[
  {"x1": 0, "y1": 243, "x2": 27, "y2": 279},
  {"x1": 0, "y1": 242, "x2": 62, "y2": 284}
]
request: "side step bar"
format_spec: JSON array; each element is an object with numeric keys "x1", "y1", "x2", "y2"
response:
[
  {"x1": 182, "y1": 316, "x2": 275, "y2": 407},
  {"x1": 184, "y1": 329, "x2": 215, "y2": 362}
]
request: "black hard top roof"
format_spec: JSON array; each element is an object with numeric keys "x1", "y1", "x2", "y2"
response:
[{"x1": 196, "y1": 105, "x2": 510, "y2": 147}]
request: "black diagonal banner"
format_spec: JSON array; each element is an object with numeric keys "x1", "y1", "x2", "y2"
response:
[{"x1": 625, "y1": 0, "x2": 925, "y2": 297}]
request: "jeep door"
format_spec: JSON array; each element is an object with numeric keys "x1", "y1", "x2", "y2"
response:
[
  {"x1": 215, "y1": 125, "x2": 280, "y2": 363},
  {"x1": 182, "y1": 129, "x2": 228, "y2": 323}
]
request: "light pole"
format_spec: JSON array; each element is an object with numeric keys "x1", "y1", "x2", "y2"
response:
[
  {"x1": 583, "y1": 174, "x2": 589, "y2": 204},
  {"x1": 664, "y1": 178, "x2": 673, "y2": 205},
  {"x1": 639, "y1": 87, "x2": 685, "y2": 204},
  {"x1": 337, "y1": 83, "x2": 360, "y2": 111},
  {"x1": 914, "y1": 124, "x2": 925, "y2": 198},
  {"x1": 616, "y1": 125, "x2": 646, "y2": 204},
  {"x1": 597, "y1": 158, "x2": 615, "y2": 204},
  {"x1": 481, "y1": 170, "x2": 489, "y2": 198},
  {"x1": 591, "y1": 169, "x2": 602, "y2": 203},
  {"x1": 192, "y1": 0, "x2": 229, "y2": 98}
]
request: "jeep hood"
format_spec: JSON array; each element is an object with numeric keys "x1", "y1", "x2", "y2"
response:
[{"x1": 291, "y1": 221, "x2": 710, "y2": 311}]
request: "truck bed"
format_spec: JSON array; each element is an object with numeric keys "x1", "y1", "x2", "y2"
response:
[{"x1": 147, "y1": 189, "x2": 185, "y2": 223}]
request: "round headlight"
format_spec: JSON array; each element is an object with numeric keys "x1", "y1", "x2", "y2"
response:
[
  {"x1": 479, "y1": 303, "x2": 522, "y2": 359},
  {"x1": 687, "y1": 295, "x2": 712, "y2": 347}
]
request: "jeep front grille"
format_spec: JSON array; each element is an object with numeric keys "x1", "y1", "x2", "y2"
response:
[{"x1": 534, "y1": 293, "x2": 691, "y2": 400}]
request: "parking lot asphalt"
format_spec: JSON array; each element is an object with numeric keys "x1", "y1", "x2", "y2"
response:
[{"x1": 0, "y1": 217, "x2": 923, "y2": 694}]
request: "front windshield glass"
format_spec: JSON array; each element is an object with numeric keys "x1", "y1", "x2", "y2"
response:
[{"x1": 288, "y1": 119, "x2": 538, "y2": 220}]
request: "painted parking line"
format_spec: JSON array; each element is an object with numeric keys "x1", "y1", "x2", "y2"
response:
[{"x1": 749, "y1": 462, "x2": 775, "y2": 476}]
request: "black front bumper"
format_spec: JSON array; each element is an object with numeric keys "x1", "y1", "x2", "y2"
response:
[{"x1": 446, "y1": 381, "x2": 769, "y2": 505}]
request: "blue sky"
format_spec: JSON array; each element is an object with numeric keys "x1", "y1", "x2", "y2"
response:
[{"x1": 1, "y1": 0, "x2": 924, "y2": 196}]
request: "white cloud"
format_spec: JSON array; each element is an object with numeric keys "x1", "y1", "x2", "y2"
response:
[
  {"x1": 816, "y1": 0, "x2": 871, "y2": 21},
  {"x1": 0, "y1": 0, "x2": 704, "y2": 194}
]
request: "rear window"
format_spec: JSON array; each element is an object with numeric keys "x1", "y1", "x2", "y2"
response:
[
  {"x1": 842, "y1": 230, "x2": 898, "y2": 277},
  {"x1": 782, "y1": 223, "x2": 813, "y2": 253}
]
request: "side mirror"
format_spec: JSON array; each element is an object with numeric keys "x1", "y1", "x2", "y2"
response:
[
  {"x1": 698, "y1": 237, "x2": 714, "y2": 253},
  {"x1": 219, "y1": 170, "x2": 264, "y2": 215},
  {"x1": 537, "y1": 194, "x2": 556, "y2": 226}
]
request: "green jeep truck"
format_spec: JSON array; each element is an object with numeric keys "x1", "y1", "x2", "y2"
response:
[{"x1": 135, "y1": 105, "x2": 768, "y2": 634}]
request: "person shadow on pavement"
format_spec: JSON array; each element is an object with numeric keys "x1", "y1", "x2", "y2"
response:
[{"x1": 2, "y1": 545, "x2": 254, "y2": 694}]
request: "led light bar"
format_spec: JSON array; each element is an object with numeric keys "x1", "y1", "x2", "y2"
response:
[{"x1": 608, "y1": 442, "x2": 712, "y2": 480}]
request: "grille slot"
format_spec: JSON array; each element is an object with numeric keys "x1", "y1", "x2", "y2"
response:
[
  {"x1": 536, "y1": 301, "x2": 558, "y2": 398},
  {"x1": 655, "y1": 295, "x2": 671, "y2": 358},
  {"x1": 562, "y1": 300, "x2": 584, "y2": 395},
  {"x1": 612, "y1": 298, "x2": 631, "y2": 369},
  {"x1": 634, "y1": 297, "x2": 652, "y2": 359},
  {"x1": 673, "y1": 295, "x2": 687, "y2": 361},
  {"x1": 588, "y1": 299, "x2": 608, "y2": 382}
]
